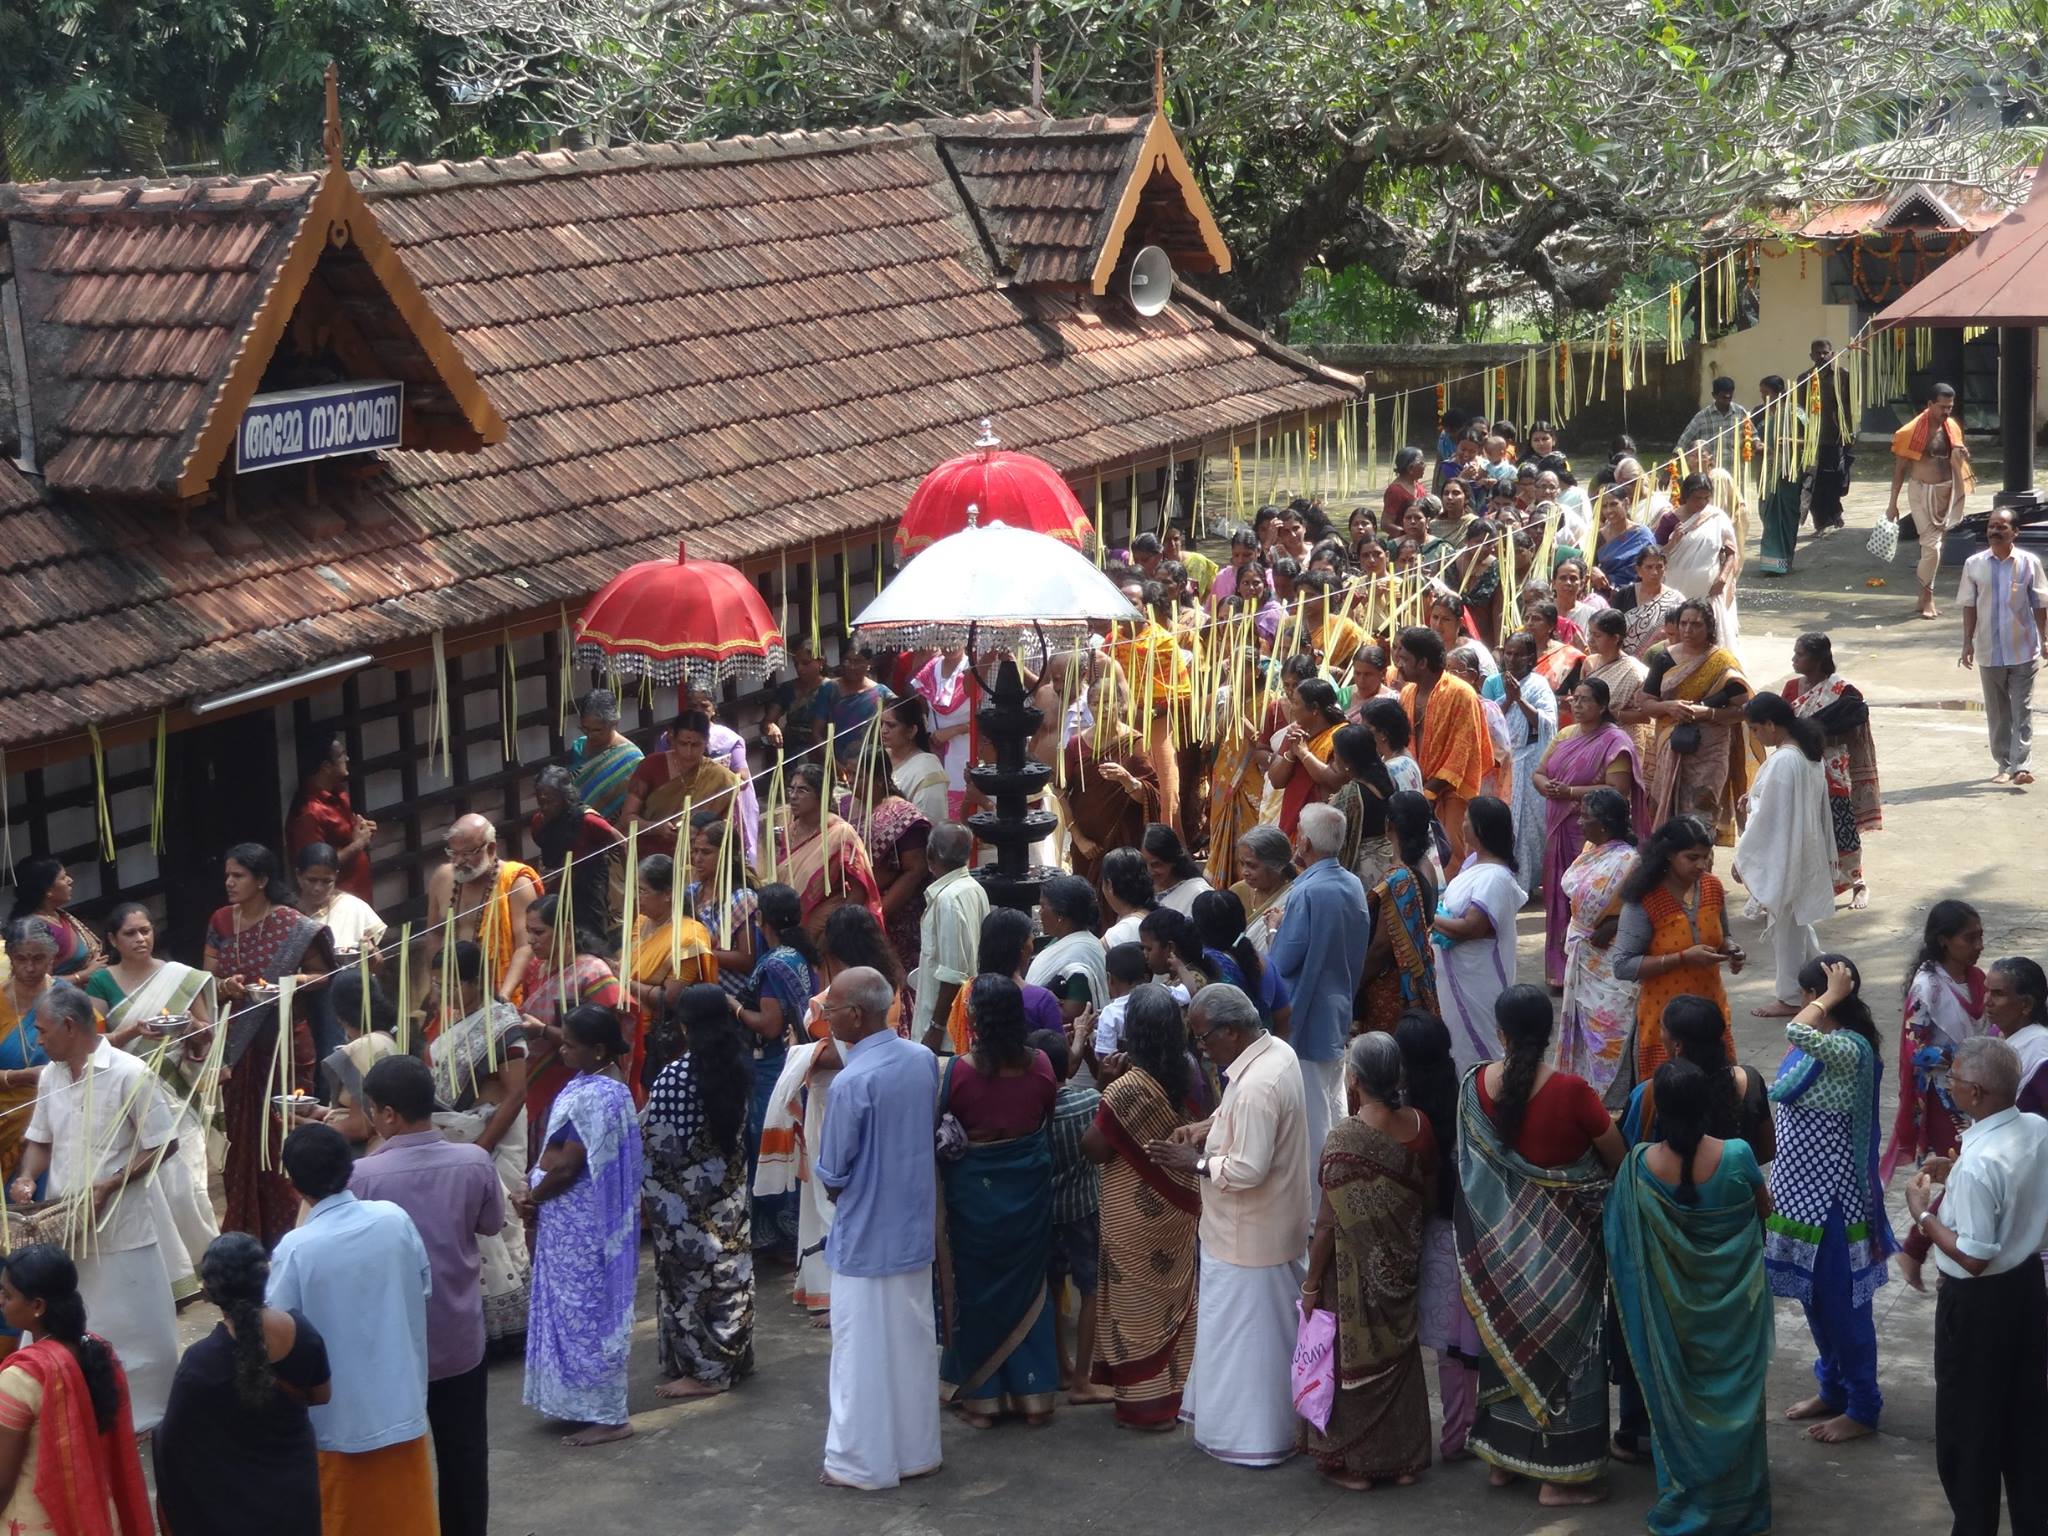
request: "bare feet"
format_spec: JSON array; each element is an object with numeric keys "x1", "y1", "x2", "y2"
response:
[
  {"x1": 1393, "y1": 1474, "x2": 1418, "y2": 1487},
  {"x1": 1994, "y1": 770, "x2": 2014, "y2": 786},
  {"x1": 563, "y1": 1422, "x2": 633, "y2": 1447},
  {"x1": 1322, "y1": 1472, "x2": 1374, "y2": 1491},
  {"x1": 820, "y1": 1470, "x2": 859, "y2": 1488},
  {"x1": 1897, "y1": 1252, "x2": 1926, "y2": 1293},
  {"x1": 956, "y1": 1408, "x2": 996, "y2": 1430},
  {"x1": 1066, "y1": 1385, "x2": 1116, "y2": 1406},
  {"x1": 1849, "y1": 882, "x2": 1870, "y2": 911},
  {"x1": 1610, "y1": 1435, "x2": 1646, "y2": 1464},
  {"x1": 1488, "y1": 1468, "x2": 1516, "y2": 1488},
  {"x1": 2017, "y1": 770, "x2": 2036, "y2": 788},
  {"x1": 1441, "y1": 1446, "x2": 1473, "y2": 1462},
  {"x1": 1752, "y1": 1001, "x2": 1801, "y2": 1018},
  {"x1": 655, "y1": 1377, "x2": 726, "y2": 1401},
  {"x1": 1784, "y1": 1396, "x2": 1837, "y2": 1422},
  {"x1": 1810, "y1": 1415, "x2": 1875, "y2": 1443},
  {"x1": 1539, "y1": 1481, "x2": 1610, "y2": 1507},
  {"x1": 809, "y1": 1312, "x2": 831, "y2": 1330},
  {"x1": 1023, "y1": 1411, "x2": 1055, "y2": 1428}
]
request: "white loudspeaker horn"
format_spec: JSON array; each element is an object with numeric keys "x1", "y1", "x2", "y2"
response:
[{"x1": 1126, "y1": 245, "x2": 1175, "y2": 316}]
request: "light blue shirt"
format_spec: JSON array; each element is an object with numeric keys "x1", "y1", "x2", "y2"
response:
[
  {"x1": 1268, "y1": 855, "x2": 1369, "y2": 1063},
  {"x1": 814, "y1": 1031, "x2": 940, "y2": 1278},
  {"x1": 268, "y1": 1191, "x2": 433, "y2": 1453}
]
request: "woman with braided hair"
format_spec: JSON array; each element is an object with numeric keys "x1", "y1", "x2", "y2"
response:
[{"x1": 155, "y1": 1232, "x2": 334, "y2": 1535}]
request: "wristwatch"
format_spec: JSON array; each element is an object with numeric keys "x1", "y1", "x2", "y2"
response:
[{"x1": 1195, "y1": 1155, "x2": 1211, "y2": 1179}]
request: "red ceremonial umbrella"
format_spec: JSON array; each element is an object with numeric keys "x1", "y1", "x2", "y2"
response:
[
  {"x1": 895, "y1": 418, "x2": 1094, "y2": 560},
  {"x1": 574, "y1": 540, "x2": 786, "y2": 689}
]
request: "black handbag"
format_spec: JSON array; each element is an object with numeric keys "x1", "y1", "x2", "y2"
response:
[{"x1": 1668, "y1": 723, "x2": 1702, "y2": 756}]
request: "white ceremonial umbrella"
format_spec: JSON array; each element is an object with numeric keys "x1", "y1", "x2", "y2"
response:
[{"x1": 852, "y1": 507, "x2": 1142, "y2": 658}]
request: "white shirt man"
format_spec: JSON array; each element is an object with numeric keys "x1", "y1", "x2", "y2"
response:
[
  {"x1": 914, "y1": 827, "x2": 987, "y2": 1051},
  {"x1": 13, "y1": 985, "x2": 181, "y2": 1430},
  {"x1": 1905, "y1": 1036, "x2": 2048, "y2": 1533},
  {"x1": 1956, "y1": 509, "x2": 2048, "y2": 785},
  {"x1": 1150, "y1": 983, "x2": 1309, "y2": 1467}
]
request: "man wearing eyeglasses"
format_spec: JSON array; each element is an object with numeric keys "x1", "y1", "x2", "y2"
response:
[
  {"x1": 1957, "y1": 507, "x2": 2048, "y2": 787},
  {"x1": 1905, "y1": 1035, "x2": 2048, "y2": 1534},
  {"x1": 421, "y1": 813, "x2": 541, "y2": 1006}
]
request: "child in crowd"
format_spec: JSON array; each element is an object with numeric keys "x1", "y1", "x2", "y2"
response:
[{"x1": 1086, "y1": 943, "x2": 1151, "y2": 1061}]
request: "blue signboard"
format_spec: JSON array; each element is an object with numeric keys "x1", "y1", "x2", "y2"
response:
[{"x1": 235, "y1": 380, "x2": 404, "y2": 474}]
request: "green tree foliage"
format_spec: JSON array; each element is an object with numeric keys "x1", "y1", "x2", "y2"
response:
[
  {"x1": 0, "y1": 0, "x2": 524, "y2": 180},
  {"x1": 421, "y1": 0, "x2": 2045, "y2": 330}
]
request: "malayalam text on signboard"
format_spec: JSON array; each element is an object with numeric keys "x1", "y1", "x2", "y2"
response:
[{"x1": 235, "y1": 380, "x2": 405, "y2": 474}]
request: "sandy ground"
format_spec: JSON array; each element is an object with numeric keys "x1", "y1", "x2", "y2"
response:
[{"x1": 437, "y1": 467, "x2": 2046, "y2": 1533}]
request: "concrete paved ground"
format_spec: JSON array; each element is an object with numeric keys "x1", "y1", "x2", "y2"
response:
[{"x1": 473, "y1": 471, "x2": 2041, "y2": 1534}]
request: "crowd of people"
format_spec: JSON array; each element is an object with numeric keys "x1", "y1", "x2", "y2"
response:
[{"x1": 0, "y1": 372, "x2": 2042, "y2": 1536}]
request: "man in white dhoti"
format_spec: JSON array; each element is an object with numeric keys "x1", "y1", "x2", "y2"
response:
[
  {"x1": 9, "y1": 983, "x2": 180, "y2": 1431},
  {"x1": 1148, "y1": 984, "x2": 1309, "y2": 1466},
  {"x1": 814, "y1": 966, "x2": 943, "y2": 1490},
  {"x1": 1734, "y1": 693, "x2": 1838, "y2": 1017},
  {"x1": 1886, "y1": 381, "x2": 1970, "y2": 623}
]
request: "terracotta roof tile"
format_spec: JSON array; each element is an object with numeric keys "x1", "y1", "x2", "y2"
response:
[{"x1": 0, "y1": 117, "x2": 1353, "y2": 749}]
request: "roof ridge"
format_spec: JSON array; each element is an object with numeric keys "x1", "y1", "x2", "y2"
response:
[{"x1": 353, "y1": 122, "x2": 931, "y2": 199}]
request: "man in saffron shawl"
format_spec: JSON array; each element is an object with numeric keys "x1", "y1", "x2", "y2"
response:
[
  {"x1": 1885, "y1": 381, "x2": 1971, "y2": 622},
  {"x1": 423, "y1": 815, "x2": 542, "y2": 1006},
  {"x1": 1395, "y1": 625, "x2": 1491, "y2": 870}
]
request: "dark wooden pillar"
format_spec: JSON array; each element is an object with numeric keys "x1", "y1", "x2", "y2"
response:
[{"x1": 1999, "y1": 325, "x2": 2035, "y2": 500}]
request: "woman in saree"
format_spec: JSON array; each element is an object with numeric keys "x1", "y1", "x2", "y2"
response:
[
  {"x1": 1433, "y1": 797, "x2": 1526, "y2": 1075},
  {"x1": 568, "y1": 687, "x2": 643, "y2": 824},
  {"x1": 0, "y1": 922, "x2": 55, "y2": 1192},
  {"x1": 1458, "y1": 986, "x2": 1626, "y2": 1507},
  {"x1": 427, "y1": 940, "x2": 532, "y2": 1352},
  {"x1": 318, "y1": 1026, "x2": 402, "y2": 1156},
  {"x1": 1768, "y1": 957, "x2": 1894, "y2": 1446},
  {"x1": 1358, "y1": 793, "x2": 1439, "y2": 1033},
  {"x1": 734, "y1": 883, "x2": 816, "y2": 1260},
  {"x1": 626, "y1": 854, "x2": 716, "y2": 1090},
  {"x1": 1610, "y1": 817, "x2": 1745, "y2": 1087},
  {"x1": 1301, "y1": 1032, "x2": 1436, "y2": 1489},
  {"x1": 1639, "y1": 600, "x2": 1750, "y2": 835},
  {"x1": 518, "y1": 895, "x2": 624, "y2": 1166},
  {"x1": 1783, "y1": 631, "x2": 1881, "y2": 908},
  {"x1": 0, "y1": 1245, "x2": 154, "y2": 1536},
  {"x1": 686, "y1": 819, "x2": 758, "y2": 999},
  {"x1": 1581, "y1": 607, "x2": 1653, "y2": 759},
  {"x1": 84, "y1": 902, "x2": 219, "y2": 1301},
  {"x1": 1521, "y1": 599, "x2": 1585, "y2": 695},
  {"x1": 1267, "y1": 677, "x2": 1348, "y2": 841},
  {"x1": 1534, "y1": 678, "x2": 1649, "y2": 988},
  {"x1": 1553, "y1": 789, "x2": 1642, "y2": 1107},
  {"x1": 912, "y1": 644, "x2": 979, "y2": 819},
  {"x1": 6, "y1": 859, "x2": 102, "y2": 981},
  {"x1": 879, "y1": 695, "x2": 953, "y2": 825},
  {"x1": 779, "y1": 762, "x2": 883, "y2": 944},
  {"x1": 641, "y1": 985, "x2": 756, "y2": 1400},
  {"x1": 1027, "y1": 876, "x2": 1108, "y2": 1023},
  {"x1": 203, "y1": 843, "x2": 332, "y2": 1248},
  {"x1": 518, "y1": 1005, "x2": 643, "y2": 1447},
  {"x1": 1661, "y1": 473, "x2": 1742, "y2": 651},
  {"x1": 1327, "y1": 723, "x2": 1397, "y2": 891},
  {"x1": 840, "y1": 753, "x2": 931, "y2": 978},
  {"x1": 1883, "y1": 898, "x2": 1986, "y2": 1187},
  {"x1": 1079, "y1": 984, "x2": 1198, "y2": 1427},
  {"x1": 1590, "y1": 487, "x2": 1654, "y2": 591},
  {"x1": 621, "y1": 708, "x2": 741, "y2": 858},
  {"x1": 1550, "y1": 558, "x2": 1607, "y2": 637},
  {"x1": 939, "y1": 975, "x2": 1059, "y2": 1427},
  {"x1": 1606, "y1": 1061, "x2": 1773, "y2": 1536},
  {"x1": 1227, "y1": 826, "x2": 1295, "y2": 959},
  {"x1": 1611, "y1": 546, "x2": 1685, "y2": 660}
]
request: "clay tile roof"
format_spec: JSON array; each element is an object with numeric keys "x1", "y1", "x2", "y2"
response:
[
  {"x1": 0, "y1": 115, "x2": 1353, "y2": 751},
  {"x1": 2, "y1": 174, "x2": 321, "y2": 497},
  {"x1": 931, "y1": 114, "x2": 1147, "y2": 285}
]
